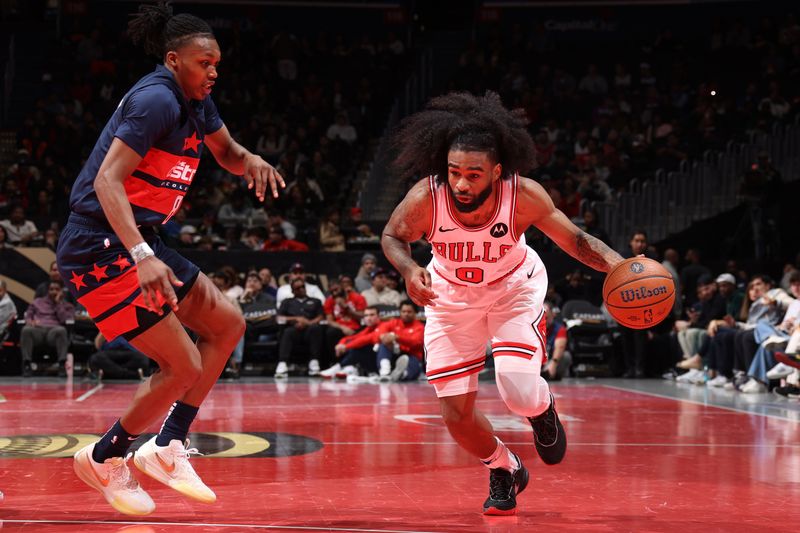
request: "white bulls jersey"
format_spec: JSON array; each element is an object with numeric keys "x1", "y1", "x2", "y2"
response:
[{"x1": 425, "y1": 173, "x2": 527, "y2": 287}]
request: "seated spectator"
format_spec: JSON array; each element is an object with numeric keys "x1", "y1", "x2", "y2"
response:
[
  {"x1": 0, "y1": 205, "x2": 40, "y2": 245},
  {"x1": 178, "y1": 225, "x2": 198, "y2": 248},
  {"x1": 35, "y1": 261, "x2": 76, "y2": 304},
  {"x1": 555, "y1": 269, "x2": 594, "y2": 304},
  {"x1": 211, "y1": 268, "x2": 244, "y2": 301},
  {"x1": 321, "y1": 305, "x2": 382, "y2": 379},
  {"x1": 0, "y1": 280, "x2": 18, "y2": 340},
  {"x1": 741, "y1": 271, "x2": 800, "y2": 390},
  {"x1": 673, "y1": 274, "x2": 726, "y2": 370},
  {"x1": 318, "y1": 208, "x2": 346, "y2": 252},
  {"x1": 231, "y1": 272, "x2": 279, "y2": 378},
  {"x1": 276, "y1": 278, "x2": 325, "y2": 378},
  {"x1": 21, "y1": 280, "x2": 75, "y2": 377},
  {"x1": 385, "y1": 270, "x2": 408, "y2": 301},
  {"x1": 217, "y1": 191, "x2": 253, "y2": 228},
  {"x1": 257, "y1": 267, "x2": 279, "y2": 298},
  {"x1": 323, "y1": 281, "x2": 367, "y2": 358},
  {"x1": 87, "y1": 332, "x2": 149, "y2": 380},
  {"x1": 355, "y1": 253, "x2": 378, "y2": 292},
  {"x1": 580, "y1": 208, "x2": 611, "y2": 246},
  {"x1": 276, "y1": 263, "x2": 325, "y2": 307},
  {"x1": 542, "y1": 301, "x2": 571, "y2": 381},
  {"x1": 375, "y1": 300, "x2": 425, "y2": 381},
  {"x1": 716, "y1": 273, "x2": 744, "y2": 318},
  {"x1": 326, "y1": 111, "x2": 358, "y2": 144},
  {"x1": 361, "y1": 267, "x2": 403, "y2": 307},
  {"x1": 267, "y1": 210, "x2": 297, "y2": 240},
  {"x1": 262, "y1": 225, "x2": 309, "y2": 252}
]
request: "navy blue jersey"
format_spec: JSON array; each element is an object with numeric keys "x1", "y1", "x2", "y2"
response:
[{"x1": 69, "y1": 65, "x2": 224, "y2": 226}]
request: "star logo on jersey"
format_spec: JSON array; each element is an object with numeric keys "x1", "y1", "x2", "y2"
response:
[
  {"x1": 183, "y1": 132, "x2": 202, "y2": 153},
  {"x1": 69, "y1": 271, "x2": 87, "y2": 291},
  {"x1": 490, "y1": 223, "x2": 508, "y2": 238},
  {"x1": 89, "y1": 263, "x2": 109, "y2": 282},
  {"x1": 112, "y1": 255, "x2": 131, "y2": 271}
]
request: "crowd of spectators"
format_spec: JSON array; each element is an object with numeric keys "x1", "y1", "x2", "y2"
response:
[
  {"x1": 1, "y1": 16, "x2": 409, "y2": 252},
  {"x1": 443, "y1": 14, "x2": 800, "y2": 231}
]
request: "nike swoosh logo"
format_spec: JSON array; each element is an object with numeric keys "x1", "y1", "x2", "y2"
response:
[
  {"x1": 155, "y1": 451, "x2": 176, "y2": 474},
  {"x1": 438, "y1": 226, "x2": 456, "y2": 232},
  {"x1": 89, "y1": 459, "x2": 110, "y2": 487},
  {"x1": 527, "y1": 266, "x2": 536, "y2": 279}
]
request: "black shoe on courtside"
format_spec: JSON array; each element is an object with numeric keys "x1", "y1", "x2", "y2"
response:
[
  {"x1": 482, "y1": 452, "x2": 529, "y2": 516},
  {"x1": 528, "y1": 393, "x2": 567, "y2": 465}
]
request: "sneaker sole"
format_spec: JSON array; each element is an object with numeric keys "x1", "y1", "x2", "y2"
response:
[
  {"x1": 133, "y1": 452, "x2": 216, "y2": 504},
  {"x1": 74, "y1": 451, "x2": 154, "y2": 516}
]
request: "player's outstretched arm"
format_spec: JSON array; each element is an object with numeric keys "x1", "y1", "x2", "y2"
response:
[
  {"x1": 381, "y1": 178, "x2": 438, "y2": 307},
  {"x1": 206, "y1": 125, "x2": 285, "y2": 201},
  {"x1": 517, "y1": 177, "x2": 624, "y2": 273}
]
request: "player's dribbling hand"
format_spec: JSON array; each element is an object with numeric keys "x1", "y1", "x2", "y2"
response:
[
  {"x1": 243, "y1": 154, "x2": 285, "y2": 201},
  {"x1": 405, "y1": 266, "x2": 438, "y2": 307},
  {"x1": 137, "y1": 256, "x2": 183, "y2": 315}
]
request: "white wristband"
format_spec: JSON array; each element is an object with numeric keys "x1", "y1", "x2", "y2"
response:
[{"x1": 129, "y1": 242, "x2": 155, "y2": 264}]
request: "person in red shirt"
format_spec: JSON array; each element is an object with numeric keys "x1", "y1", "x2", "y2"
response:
[
  {"x1": 261, "y1": 224, "x2": 309, "y2": 252},
  {"x1": 375, "y1": 300, "x2": 425, "y2": 381},
  {"x1": 320, "y1": 306, "x2": 381, "y2": 378},
  {"x1": 323, "y1": 276, "x2": 367, "y2": 358}
]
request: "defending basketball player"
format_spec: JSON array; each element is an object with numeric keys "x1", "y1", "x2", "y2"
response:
[
  {"x1": 382, "y1": 92, "x2": 624, "y2": 515},
  {"x1": 55, "y1": 2, "x2": 283, "y2": 515}
]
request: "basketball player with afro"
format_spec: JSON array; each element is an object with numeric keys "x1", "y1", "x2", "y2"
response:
[
  {"x1": 57, "y1": 1, "x2": 283, "y2": 515},
  {"x1": 382, "y1": 92, "x2": 625, "y2": 514}
]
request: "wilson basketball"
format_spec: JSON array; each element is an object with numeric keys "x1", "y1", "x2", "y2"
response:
[{"x1": 603, "y1": 257, "x2": 675, "y2": 329}]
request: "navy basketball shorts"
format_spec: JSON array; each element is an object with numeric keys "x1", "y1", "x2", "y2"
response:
[{"x1": 56, "y1": 214, "x2": 200, "y2": 341}]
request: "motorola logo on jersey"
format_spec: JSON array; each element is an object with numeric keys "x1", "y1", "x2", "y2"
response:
[
  {"x1": 490, "y1": 223, "x2": 508, "y2": 238},
  {"x1": 167, "y1": 161, "x2": 197, "y2": 183}
]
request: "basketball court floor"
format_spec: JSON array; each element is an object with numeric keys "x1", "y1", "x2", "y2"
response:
[{"x1": 1, "y1": 375, "x2": 798, "y2": 532}]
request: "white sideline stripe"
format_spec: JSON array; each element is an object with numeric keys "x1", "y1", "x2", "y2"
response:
[
  {"x1": 74, "y1": 384, "x2": 103, "y2": 402},
  {"x1": 602, "y1": 384, "x2": 800, "y2": 423},
  {"x1": 0, "y1": 519, "x2": 441, "y2": 533}
]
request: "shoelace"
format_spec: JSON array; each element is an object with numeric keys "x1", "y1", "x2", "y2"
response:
[
  {"x1": 488, "y1": 469, "x2": 513, "y2": 500},
  {"x1": 109, "y1": 454, "x2": 140, "y2": 491}
]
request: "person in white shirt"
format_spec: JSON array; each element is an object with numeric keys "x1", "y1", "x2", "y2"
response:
[
  {"x1": 275, "y1": 263, "x2": 325, "y2": 307},
  {"x1": 0, "y1": 280, "x2": 18, "y2": 338},
  {"x1": 360, "y1": 267, "x2": 402, "y2": 307},
  {"x1": 0, "y1": 205, "x2": 39, "y2": 245},
  {"x1": 326, "y1": 112, "x2": 357, "y2": 144}
]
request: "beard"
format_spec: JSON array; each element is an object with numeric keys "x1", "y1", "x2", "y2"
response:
[{"x1": 449, "y1": 182, "x2": 494, "y2": 213}]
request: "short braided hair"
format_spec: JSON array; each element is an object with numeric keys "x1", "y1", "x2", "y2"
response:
[
  {"x1": 391, "y1": 91, "x2": 536, "y2": 183},
  {"x1": 128, "y1": 1, "x2": 214, "y2": 59}
]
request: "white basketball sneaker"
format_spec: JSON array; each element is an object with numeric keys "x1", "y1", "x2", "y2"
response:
[
  {"x1": 73, "y1": 442, "x2": 155, "y2": 516},
  {"x1": 133, "y1": 437, "x2": 216, "y2": 504}
]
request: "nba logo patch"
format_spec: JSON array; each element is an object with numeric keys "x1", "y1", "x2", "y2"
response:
[{"x1": 103, "y1": 238, "x2": 111, "y2": 249}]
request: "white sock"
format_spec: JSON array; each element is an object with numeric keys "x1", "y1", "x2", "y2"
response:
[{"x1": 480, "y1": 437, "x2": 519, "y2": 473}]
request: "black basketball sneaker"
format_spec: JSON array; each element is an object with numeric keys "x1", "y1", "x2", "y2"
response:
[
  {"x1": 482, "y1": 452, "x2": 529, "y2": 515},
  {"x1": 528, "y1": 392, "x2": 567, "y2": 465}
]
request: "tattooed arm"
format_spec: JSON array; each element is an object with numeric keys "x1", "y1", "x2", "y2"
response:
[
  {"x1": 516, "y1": 176, "x2": 624, "y2": 273},
  {"x1": 381, "y1": 178, "x2": 439, "y2": 306}
]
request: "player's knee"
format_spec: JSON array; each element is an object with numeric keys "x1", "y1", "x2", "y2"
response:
[{"x1": 496, "y1": 371, "x2": 549, "y2": 417}]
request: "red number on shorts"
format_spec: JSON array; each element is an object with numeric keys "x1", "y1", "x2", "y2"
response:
[{"x1": 455, "y1": 267, "x2": 484, "y2": 284}]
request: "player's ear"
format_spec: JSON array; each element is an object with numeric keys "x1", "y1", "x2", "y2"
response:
[
  {"x1": 493, "y1": 163, "x2": 502, "y2": 181},
  {"x1": 165, "y1": 51, "x2": 179, "y2": 69}
]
